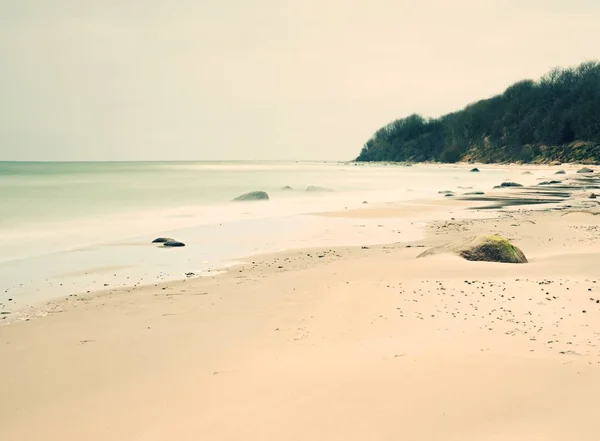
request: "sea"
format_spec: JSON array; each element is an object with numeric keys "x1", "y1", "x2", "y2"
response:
[{"x1": 0, "y1": 161, "x2": 520, "y2": 313}]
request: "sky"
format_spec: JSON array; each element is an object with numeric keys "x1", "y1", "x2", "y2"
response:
[{"x1": 0, "y1": 0, "x2": 599, "y2": 161}]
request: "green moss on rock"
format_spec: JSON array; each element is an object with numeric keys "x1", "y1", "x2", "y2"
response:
[
  {"x1": 418, "y1": 235, "x2": 527, "y2": 264},
  {"x1": 459, "y1": 235, "x2": 527, "y2": 263}
]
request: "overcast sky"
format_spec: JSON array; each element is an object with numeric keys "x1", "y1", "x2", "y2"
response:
[{"x1": 0, "y1": 0, "x2": 598, "y2": 161}]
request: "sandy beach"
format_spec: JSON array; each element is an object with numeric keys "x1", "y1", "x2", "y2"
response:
[{"x1": 2, "y1": 167, "x2": 600, "y2": 440}]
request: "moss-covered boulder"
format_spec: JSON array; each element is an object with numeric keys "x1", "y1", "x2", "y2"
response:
[
  {"x1": 418, "y1": 235, "x2": 527, "y2": 264},
  {"x1": 233, "y1": 191, "x2": 269, "y2": 201},
  {"x1": 499, "y1": 182, "x2": 524, "y2": 188},
  {"x1": 470, "y1": 168, "x2": 480, "y2": 172},
  {"x1": 554, "y1": 170, "x2": 566, "y2": 174}
]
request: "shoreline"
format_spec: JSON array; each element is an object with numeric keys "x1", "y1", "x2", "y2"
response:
[
  {"x1": 2, "y1": 177, "x2": 595, "y2": 323},
  {"x1": 0, "y1": 199, "x2": 449, "y2": 322},
  {"x1": 351, "y1": 160, "x2": 599, "y2": 170},
  {"x1": 2, "y1": 161, "x2": 516, "y2": 311}
]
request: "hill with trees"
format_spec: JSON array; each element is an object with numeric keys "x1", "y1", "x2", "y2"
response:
[{"x1": 356, "y1": 62, "x2": 600, "y2": 164}]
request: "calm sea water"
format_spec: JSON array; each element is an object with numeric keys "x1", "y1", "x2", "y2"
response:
[{"x1": 0, "y1": 161, "x2": 519, "y2": 314}]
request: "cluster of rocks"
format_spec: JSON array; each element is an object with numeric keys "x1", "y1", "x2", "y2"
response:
[{"x1": 231, "y1": 186, "x2": 335, "y2": 202}]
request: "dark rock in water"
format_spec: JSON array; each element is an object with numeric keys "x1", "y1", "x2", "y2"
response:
[
  {"x1": 281, "y1": 186, "x2": 293, "y2": 191},
  {"x1": 163, "y1": 240, "x2": 185, "y2": 247},
  {"x1": 555, "y1": 170, "x2": 566, "y2": 174},
  {"x1": 306, "y1": 186, "x2": 334, "y2": 192},
  {"x1": 418, "y1": 235, "x2": 527, "y2": 264},
  {"x1": 470, "y1": 168, "x2": 480, "y2": 172},
  {"x1": 362, "y1": 201, "x2": 368, "y2": 204},
  {"x1": 577, "y1": 167, "x2": 594, "y2": 174},
  {"x1": 152, "y1": 237, "x2": 174, "y2": 243},
  {"x1": 521, "y1": 171, "x2": 533, "y2": 175},
  {"x1": 444, "y1": 193, "x2": 454, "y2": 197},
  {"x1": 438, "y1": 190, "x2": 455, "y2": 195},
  {"x1": 550, "y1": 160, "x2": 562, "y2": 166},
  {"x1": 590, "y1": 193, "x2": 597, "y2": 199},
  {"x1": 233, "y1": 191, "x2": 270, "y2": 201},
  {"x1": 500, "y1": 182, "x2": 523, "y2": 188},
  {"x1": 464, "y1": 191, "x2": 485, "y2": 195},
  {"x1": 537, "y1": 180, "x2": 562, "y2": 185}
]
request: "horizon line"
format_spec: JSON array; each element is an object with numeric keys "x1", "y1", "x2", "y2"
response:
[{"x1": 0, "y1": 159, "x2": 350, "y2": 164}]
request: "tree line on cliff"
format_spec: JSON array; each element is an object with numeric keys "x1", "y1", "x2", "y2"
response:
[{"x1": 356, "y1": 61, "x2": 600, "y2": 163}]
